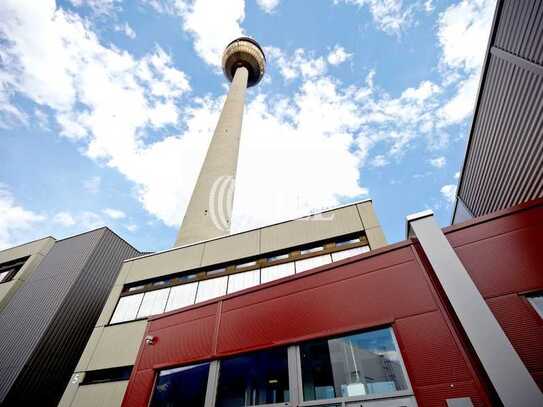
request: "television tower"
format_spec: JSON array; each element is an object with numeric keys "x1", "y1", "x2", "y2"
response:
[{"x1": 174, "y1": 37, "x2": 266, "y2": 247}]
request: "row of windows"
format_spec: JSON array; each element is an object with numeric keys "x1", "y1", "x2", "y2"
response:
[
  {"x1": 150, "y1": 327, "x2": 411, "y2": 406},
  {"x1": 110, "y1": 246, "x2": 369, "y2": 324},
  {"x1": 123, "y1": 235, "x2": 367, "y2": 295},
  {"x1": 0, "y1": 256, "x2": 29, "y2": 284}
]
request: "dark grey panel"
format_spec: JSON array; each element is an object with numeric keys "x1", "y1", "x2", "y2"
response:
[
  {"x1": 455, "y1": 0, "x2": 543, "y2": 223},
  {"x1": 494, "y1": 0, "x2": 543, "y2": 65},
  {"x1": 0, "y1": 228, "x2": 140, "y2": 407},
  {"x1": 459, "y1": 54, "x2": 543, "y2": 217}
]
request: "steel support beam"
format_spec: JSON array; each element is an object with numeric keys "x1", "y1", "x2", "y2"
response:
[{"x1": 407, "y1": 210, "x2": 543, "y2": 407}]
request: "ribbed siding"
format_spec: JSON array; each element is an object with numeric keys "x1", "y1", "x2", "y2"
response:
[
  {"x1": 456, "y1": 0, "x2": 543, "y2": 221},
  {"x1": 494, "y1": 0, "x2": 543, "y2": 65},
  {"x1": 459, "y1": 55, "x2": 543, "y2": 217},
  {"x1": 0, "y1": 229, "x2": 140, "y2": 407}
]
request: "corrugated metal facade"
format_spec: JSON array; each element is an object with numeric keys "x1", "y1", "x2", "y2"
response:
[
  {"x1": 454, "y1": 0, "x2": 543, "y2": 223},
  {"x1": 0, "y1": 228, "x2": 140, "y2": 407}
]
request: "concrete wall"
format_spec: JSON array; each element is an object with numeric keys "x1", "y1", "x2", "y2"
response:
[
  {"x1": 61, "y1": 200, "x2": 385, "y2": 407},
  {"x1": 0, "y1": 237, "x2": 55, "y2": 311}
]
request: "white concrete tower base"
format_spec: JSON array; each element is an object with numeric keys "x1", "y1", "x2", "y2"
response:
[{"x1": 175, "y1": 67, "x2": 249, "y2": 247}]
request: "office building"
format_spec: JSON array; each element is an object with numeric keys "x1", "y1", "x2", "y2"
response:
[{"x1": 0, "y1": 228, "x2": 140, "y2": 406}]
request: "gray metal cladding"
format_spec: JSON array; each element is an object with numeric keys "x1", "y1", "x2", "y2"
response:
[
  {"x1": 456, "y1": 0, "x2": 543, "y2": 220},
  {"x1": 494, "y1": 0, "x2": 543, "y2": 65},
  {"x1": 0, "y1": 228, "x2": 140, "y2": 407}
]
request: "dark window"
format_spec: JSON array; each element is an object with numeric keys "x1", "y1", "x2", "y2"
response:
[
  {"x1": 0, "y1": 256, "x2": 29, "y2": 283},
  {"x1": 300, "y1": 327, "x2": 407, "y2": 401},
  {"x1": 216, "y1": 347, "x2": 289, "y2": 406},
  {"x1": 81, "y1": 366, "x2": 133, "y2": 385},
  {"x1": 150, "y1": 362, "x2": 210, "y2": 407}
]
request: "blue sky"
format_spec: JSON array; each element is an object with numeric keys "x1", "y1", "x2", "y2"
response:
[{"x1": 0, "y1": 0, "x2": 495, "y2": 251}]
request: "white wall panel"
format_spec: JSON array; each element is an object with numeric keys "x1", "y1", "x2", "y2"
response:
[
  {"x1": 295, "y1": 254, "x2": 332, "y2": 273},
  {"x1": 261, "y1": 262, "x2": 295, "y2": 283},
  {"x1": 331, "y1": 246, "x2": 369, "y2": 262},
  {"x1": 227, "y1": 269, "x2": 260, "y2": 294},
  {"x1": 195, "y1": 276, "x2": 228, "y2": 303},
  {"x1": 165, "y1": 282, "x2": 198, "y2": 312}
]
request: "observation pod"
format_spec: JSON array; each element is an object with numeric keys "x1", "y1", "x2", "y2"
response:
[{"x1": 222, "y1": 37, "x2": 266, "y2": 87}]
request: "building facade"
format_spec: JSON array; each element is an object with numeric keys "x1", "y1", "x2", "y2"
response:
[
  {"x1": 122, "y1": 198, "x2": 543, "y2": 407},
  {"x1": 0, "y1": 228, "x2": 140, "y2": 407},
  {"x1": 453, "y1": 0, "x2": 543, "y2": 224},
  {"x1": 0, "y1": 236, "x2": 55, "y2": 311},
  {"x1": 59, "y1": 200, "x2": 387, "y2": 406}
]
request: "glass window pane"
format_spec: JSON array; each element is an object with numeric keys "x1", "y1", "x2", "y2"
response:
[
  {"x1": 137, "y1": 288, "x2": 170, "y2": 318},
  {"x1": 110, "y1": 293, "x2": 144, "y2": 324},
  {"x1": 527, "y1": 294, "x2": 543, "y2": 319},
  {"x1": 260, "y1": 262, "x2": 295, "y2": 284},
  {"x1": 196, "y1": 276, "x2": 228, "y2": 303},
  {"x1": 216, "y1": 347, "x2": 289, "y2": 406},
  {"x1": 228, "y1": 270, "x2": 260, "y2": 294},
  {"x1": 331, "y1": 246, "x2": 370, "y2": 262},
  {"x1": 300, "y1": 328, "x2": 408, "y2": 401},
  {"x1": 295, "y1": 254, "x2": 332, "y2": 273},
  {"x1": 150, "y1": 362, "x2": 210, "y2": 407},
  {"x1": 165, "y1": 282, "x2": 198, "y2": 312},
  {"x1": 0, "y1": 271, "x2": 10, "y2": 283}
]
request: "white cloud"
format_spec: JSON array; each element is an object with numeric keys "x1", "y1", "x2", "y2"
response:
[
  {"x1": 267, "y1": 47, "x2": 327, "y2": 80},
  {"x1": 102, "y1": 208, "x2": 126, "y2": 219},
  {"x1": 429, "y1": 156, "x2": 446, "y2": 168},
  {"x1": 54, "y1": 210, "x2": 106, "y2": 230},
  {"x1": 53, "y1": 211, "x2": 76, "y2": 227},
  {"x1": 0, "y1": 0, "x2": 489, "y2": 237},
  {"x1": 440, "y1": 184, "x2": 457, "y2": 204},
  {"x1": 438, "y1": 72, "x2": 479, "y2": 125},
  {"x1": 172, "y1": 0, "x2": 245, "y2": 66},
  {"x1": 0, "y1": 184, "x2": 45, "y2": 249},
  {"x1": 424, "y1": 0, "x2": 434, "y2": 13},
  {"x1": 454, "y1": 171, "x2": 460, "y2": 179},
  {"x1": 327, "y1": 46, "x2": 352, "y2": 66},
  {"x1": 336, "y1": 0, "x2": 413, "y2": 35},
  {"x1": 68, "y1": 0, "x2": 121, "y2": 15},
  {"x1": 125, "y1": 224, "x2": 138, "y2": 232},
  {"x1": 371, "y1": 155, "x2": 388, "y2": 167},
  {"x1": 256, "y1": 0, "x2": 280, "y2": 13},
  {"x1": 436, "y1": 0, "x2": 495, "y2": 126},
  {"x1": 114, "y1": 22, "x2": 136, "y2": 39}
]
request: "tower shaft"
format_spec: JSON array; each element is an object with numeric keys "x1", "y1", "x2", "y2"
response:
[{"x1": 175, "y1": 66, "x2": 249, "y2": 247}]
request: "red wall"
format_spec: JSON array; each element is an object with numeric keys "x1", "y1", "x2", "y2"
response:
[{"x1": 123, "y1": 199, "x2": 543, "y2": 407}]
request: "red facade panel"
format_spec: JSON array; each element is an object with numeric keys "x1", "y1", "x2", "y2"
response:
[
  {"x1": 453, "y1": 226, "x2": 543, "y2": 298},
  {"x1": 123, "y1": 198, "x2": 543, "y2": 407},
  {"x1": 487, "y1": 294, "x2": 543, "y2": 383},
  {"x1": 395, "y1": 311, "x2": 472, "y2": 387},
  {"x1": 217, "y1": 258, "x2": 436, "y2": 356}
]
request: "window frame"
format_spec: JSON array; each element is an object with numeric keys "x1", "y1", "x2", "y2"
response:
[
  {"x1": 0, "y1": 256, "x2": 29, "y2": 284},
  {"x1": 108, "y1": 233, "x2": 371, "y2": 325},
  {"x1": 292, "y1": 327, "x2": 415, "y2": 407},
  {"x1": 150, "y1": 327, "x2": 415, "y2": 407}
]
